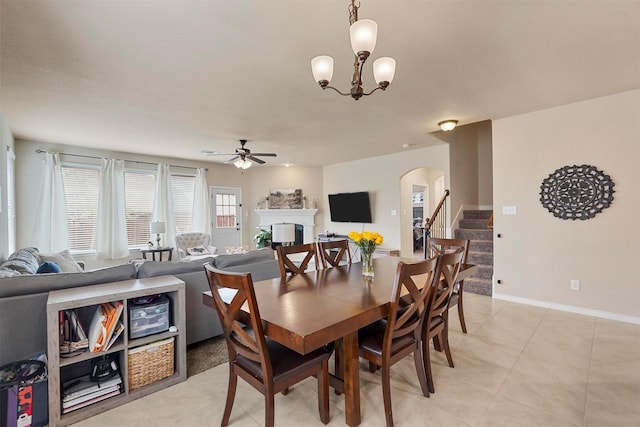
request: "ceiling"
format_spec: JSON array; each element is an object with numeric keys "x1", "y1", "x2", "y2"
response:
[{"x1": 1, "y1": 1, "x2": 638, "y2": 167}]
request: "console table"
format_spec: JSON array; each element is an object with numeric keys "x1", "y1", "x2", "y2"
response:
[{"x1": 141, "y1": 247, "x2": 173, "y2": 261}]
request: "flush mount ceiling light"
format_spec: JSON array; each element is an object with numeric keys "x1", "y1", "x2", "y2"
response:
[
  {"x1": 311, "y1": 0, "x2": 396, "y2": 100},
  {"x1": 438, "y1": 120, "x2": 458, "y2": 131}
]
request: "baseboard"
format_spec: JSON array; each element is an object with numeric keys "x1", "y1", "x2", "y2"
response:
[{"x1": 493, "y1": 292, "x2": 640, "y2": 325}]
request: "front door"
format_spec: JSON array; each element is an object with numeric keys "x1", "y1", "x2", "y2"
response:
[{"x1": 210, "y1": 187, "x2": 242, "y2": 251}]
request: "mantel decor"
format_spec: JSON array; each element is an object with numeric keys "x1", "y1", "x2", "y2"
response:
[
  {"x1": 539, "y1": 164, "x2": 615, "y2": 220},
  {"x1": 268, "y1": 189, "x2": 303, "y2": 209}
]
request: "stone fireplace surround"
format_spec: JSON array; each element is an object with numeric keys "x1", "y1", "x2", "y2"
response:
[{"x1": 255, "y1": 209, "x2": 318, "y2": 244}]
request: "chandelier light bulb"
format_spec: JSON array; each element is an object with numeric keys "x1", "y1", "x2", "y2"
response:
[
  {"x1": 311, "y1": 55, "x2": 334, "y2": 84},
  {"x1": 350, "y1": 19, "x2": 378, "y2": 56},
  {"x1": 373, "y1": 57, "x2": 396, "y2": 85}
]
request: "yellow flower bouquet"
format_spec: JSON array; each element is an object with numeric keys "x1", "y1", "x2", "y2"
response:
[{"x1": 348, "y1": 231, "x2": 384, "y2": 276}]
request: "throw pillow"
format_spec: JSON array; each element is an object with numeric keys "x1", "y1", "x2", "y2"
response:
[
  {"x1": 37, "y1": 261, "x2": 62, "y2": 274},
  {"x1": 39, "y1": 249, "x2": 83, "y2": 273},
  {"x1": 186, "y1": 245, "x2": 210, "y2": 255},
  {"x1": 0, "y1": 247, "x2": 40, "y2": 274}
]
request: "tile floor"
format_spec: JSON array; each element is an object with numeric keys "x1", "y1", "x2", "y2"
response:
[{"x1": 73, "y1": 293, "x2": 640, "y2": 426}]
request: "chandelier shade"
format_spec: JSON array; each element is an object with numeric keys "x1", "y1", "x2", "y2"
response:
[
  {"x1": 350, "y1": 19, "x2": 378, "y2": 56},
  {"x1": 233, "y1": 158, "x2": 252, "y2": 169},
  {"x1": 311, "y1": 55, "x2": 334, "y2": 85},
  {"x1": 373, "y1": 57, "x2": 396, "y2": 85}
]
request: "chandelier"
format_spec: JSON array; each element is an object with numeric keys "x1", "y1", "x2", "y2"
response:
[{"x1": 311, "y1": 0, "x2": 396, "y2": 100}]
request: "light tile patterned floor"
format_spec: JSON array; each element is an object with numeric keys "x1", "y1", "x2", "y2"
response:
[{"x1": 72, "y1": 293, "x2": 640, "y2": 426}]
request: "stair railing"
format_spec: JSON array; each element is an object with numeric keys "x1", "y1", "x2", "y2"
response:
[{"x1": 422, "y1": 189, "x2": 450, "y2": 258}]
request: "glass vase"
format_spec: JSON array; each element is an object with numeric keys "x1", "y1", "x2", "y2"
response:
[{"x1": 362, "y1": 251, "x2": 374, "y2": 277}]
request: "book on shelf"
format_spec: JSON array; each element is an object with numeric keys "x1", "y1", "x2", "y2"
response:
[
  {"x1": 105, "y1": 322, "x2": 124, "y2": 351},
  {"x1": 62, "y1": 374, "x2": 123, "y2": 403},
  {"x1": 88, "y1": 301, "x2": 124, "y2": 352},
  {"x1": 60, "y1": 309, "x2": 89, "y2": 355},
  {"x1": 62, "y1": 388, "x2": 122, "y2": 414}
]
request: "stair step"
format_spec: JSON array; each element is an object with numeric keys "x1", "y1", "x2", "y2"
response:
[
  {"x1": 463, "y1": 210, "x2": 493, "y2": 220},
  {"x1": 455, "y1": 229, "x2": 494, "y2": 241},
  {"x1": 459, "y1": 218, "x2": 491, "y2": 230},
  {"x1": 464, "y1": 278, "x2": 492, "y2": 296},
  {"x1": 469, "y1": 240, "x2": 493, "y2": 252},
  {"x1": 467, "y1": 251, "x2": 493, "y2": 265},
  {"x1": 471, "y1": 265, "x2": 493, "y2": 280}
]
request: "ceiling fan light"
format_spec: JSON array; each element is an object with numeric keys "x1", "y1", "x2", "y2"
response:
[
  {"x1": 234, "y1": 158, "x2": 252, "y2": 169},
  {"x1": 350, "y1": 19, "x2": 377, "y2": 56},
  {"x1": 373, "y1": 57, "x2": 396, "y2": 85},
  {"x1": 311, "y1": 55, "x2": 334, "y2": 84},
  {"x1": 438, "y1": 120, "x2": 458, "y2": 131}
]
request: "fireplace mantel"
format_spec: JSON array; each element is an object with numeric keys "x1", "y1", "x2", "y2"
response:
[{"x1": 256, "y1": 209, "x2": 318, "y2": 243}]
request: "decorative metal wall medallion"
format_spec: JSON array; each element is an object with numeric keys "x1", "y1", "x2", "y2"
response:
[{"x1": 539, "y1": 164, "x2": 615, "y2": 220}]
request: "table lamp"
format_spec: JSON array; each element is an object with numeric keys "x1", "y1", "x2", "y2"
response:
[
  {"x1": 271, "y1": 223, "x2": 295, "y2": 246},
  {"x1": 150, "y1": 221, "x2": 166, "y2": 247}
]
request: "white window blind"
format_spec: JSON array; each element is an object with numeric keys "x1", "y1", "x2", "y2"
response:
[
  {"x1": 171, "y1": 174, "x2": 195, "y2": 234},
  {"x1": 61, "y1": 166, "x2": 100, "y2": 252},
  {"x1": 125, "y1": 171, "x2": 156, "y2": 247}
]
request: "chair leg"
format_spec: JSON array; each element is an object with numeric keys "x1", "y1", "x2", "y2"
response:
[
  {"x1": 422, "y1": 337, "x2": 435, "y2": 394},
  {"x1": 441, "y1": 328, "x2": 455, "y2": 368},
  {"x1": 457, "y1": 288, "x2": 468, "y2": 333},
  {"x1": 222, "y1": 371, "x2": 237, "y2": 427},
  {"x1": 432, "y1": 335, "x2": 442, "y2": 352},
  {"x1": 413, "y1": 345, "x2": 429, "y2": 397},
  {"x1": 381, "y1": 365, "x2": 394, "y2": 427},
  {"x1": 368, "y1": 361, "x2": 379, "y2": 373},
  {"x1": 265, "y1": 393, "x2": 275, "y2": 427},
  {"x1": 281, "y1": 388, "x2": 289, "y2": 395},
  {"x1": 334, "y1": 339, "x2": 343, "y2": 395},
  {"x1": 317, "y1": 360, "x2": 330, "y2": 424}
]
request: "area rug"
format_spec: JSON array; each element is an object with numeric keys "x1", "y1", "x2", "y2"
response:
[{"x1": 186, "y1": 336, "x2": 228, "y2": 377}]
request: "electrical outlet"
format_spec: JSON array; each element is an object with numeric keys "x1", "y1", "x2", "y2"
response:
[{"x1": 570, "y1": 279, "x2": 580, "y2": 290}]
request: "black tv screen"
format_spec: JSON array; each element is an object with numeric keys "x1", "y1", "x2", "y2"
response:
[{"x1": 328, "y1": 192, "x2": 372, "y2": 223}]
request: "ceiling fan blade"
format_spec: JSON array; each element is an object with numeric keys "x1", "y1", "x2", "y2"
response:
[
  {"x1": 250, "y1": 153, "x2": 277, "y2": 157},
  {"x1": 223, "y1": 156, "x2": 240, "y2": 164},
  {"x1": 247, "y1": 156, "x2": 266, "y2": 164}
]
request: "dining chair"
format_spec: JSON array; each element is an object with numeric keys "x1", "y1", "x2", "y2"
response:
[
  {"x1": 426, "y1": 237, "x2": 471, "y2": 333},
  {"x1": 317, "y1": 239, "x2": 352, "y2": 268},
  {"x1": 422, "y1": 249, "x2": 464, "y2": 395},
  {"x1": 276, "y1": 243, "x2": 319, "y2": 278},
  {"x1": 203, "y1": 264, "x2": 331, "y2": 427},
  {"x1": 357, "y1": 256, "x2": 441, "y2": 427}
]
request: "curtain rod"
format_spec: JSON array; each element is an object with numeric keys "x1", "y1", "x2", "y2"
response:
[{"x1": 35, "y1": 149, "x2": 208, "y2": 171}]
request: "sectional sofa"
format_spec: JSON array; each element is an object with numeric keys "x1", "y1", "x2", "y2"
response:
[{"x1": 0, "y1": 248, "x2": 280, "y2": 366}]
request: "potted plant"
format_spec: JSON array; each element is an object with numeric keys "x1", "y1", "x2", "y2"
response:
[{"x1": 253, "y1": 228, "x2": 272, "y2": 249}]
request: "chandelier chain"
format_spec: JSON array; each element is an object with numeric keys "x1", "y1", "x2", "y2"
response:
[{"x1": 348, "y1": 0, "x2": 359, "y2": 25}]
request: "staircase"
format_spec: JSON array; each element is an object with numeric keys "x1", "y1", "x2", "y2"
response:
[{"x1": 454, "y1": 210, "x2": 493, "y2": 296}]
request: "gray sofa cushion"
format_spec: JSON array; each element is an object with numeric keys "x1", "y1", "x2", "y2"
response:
[
  {"x1": 213, "y1": 248, "x2": 275, "y2": 269},
  {"x1": 136, "y1": 257, "x2": 217, "y2": 279},
  {"x1": 0, "y1": 263, "x2": 137, "y2": 298}
]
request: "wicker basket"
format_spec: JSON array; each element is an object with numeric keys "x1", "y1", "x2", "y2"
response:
[{"x1": 127, "y1": 337, "x2": 174, "y2": 391}]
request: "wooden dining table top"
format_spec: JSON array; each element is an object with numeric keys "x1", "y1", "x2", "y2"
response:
[{"x1": 202, "y1": 256, "x2": 477, "y2": 426}]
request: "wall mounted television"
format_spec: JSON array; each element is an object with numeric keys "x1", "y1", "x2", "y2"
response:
[{"x1": 328, "y1": 192, "x2": 373, "y2": 223}]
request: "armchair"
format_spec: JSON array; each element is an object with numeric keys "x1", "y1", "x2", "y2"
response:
[{"x1": 175, "y1": 232, "x2": 217, "y2": 259}]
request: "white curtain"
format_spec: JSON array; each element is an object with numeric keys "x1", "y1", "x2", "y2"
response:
[
  {"x1": 32, "y1": 152, "x2": 69, "y2": 252},
  {"x1": 191, "y1": 168, "x2": 211, "y2": 235},
  {"x1": 153, "y1": 164, "x2": 176, "y2": 250},
  {"x1": 96, "y1": 158, "x2": 129, "y2": 259}
]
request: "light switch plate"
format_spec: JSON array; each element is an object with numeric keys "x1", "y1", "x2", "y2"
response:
[{"x1": 502, "y1": 205, "x2": 517, "y2": 215}]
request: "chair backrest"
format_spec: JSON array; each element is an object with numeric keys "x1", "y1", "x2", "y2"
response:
[
  {"x1": 425, "y1": 249, "x2": 464, "y2": 322},
  {"x1": 426, "y1": 237, "x2": 470, "y2": 264},
  {"x1": 203, "y1": 263, "x2": 272, "y2": 379},
  {"x1": 175, "y1": 232, "x2": 211, "y2": 256},
  {"x1": 384, "y1": 256, "x2": 441, "y2": 354},
  {"x1": 276, "y1": 243, "x2": 319, "y2": 278},
  {"x1": 317, "y1": 240, "x2": 352, "y2": 268}
]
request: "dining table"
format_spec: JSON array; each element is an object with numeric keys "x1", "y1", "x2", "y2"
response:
[{"x1": 202, "y1": 256, "x2": 477, "y2": 426}]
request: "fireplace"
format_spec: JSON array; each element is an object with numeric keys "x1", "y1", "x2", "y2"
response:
[{"x1": 255, "y1": 209, "x2": 318, "y2": 244}]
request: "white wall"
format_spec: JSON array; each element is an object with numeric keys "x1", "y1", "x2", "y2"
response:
[
  {"x1": 323, "y1": 143, "x2": 450, "y2": 257},
  {"x1": 0, "y1": 112, "x2": 15, "y2": 260},
  {"x1": 493, "y1": 89, "x2": 640, "y2": 319}
]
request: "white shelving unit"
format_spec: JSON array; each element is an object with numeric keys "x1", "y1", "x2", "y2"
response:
[{"x1": 46, "y1": 276, "x2": 186, "y2": 426}]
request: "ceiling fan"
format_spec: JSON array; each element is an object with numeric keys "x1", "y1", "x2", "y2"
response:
[{"x1": 202, "y1": 139, "x2": 277, "y2": 169}]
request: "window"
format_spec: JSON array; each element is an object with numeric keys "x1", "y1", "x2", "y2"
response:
[
  {"x1": 125, "y1": 171, "x2": 156, "y2": 247},
  {"x1": 216, "y1": 193, "x2": 237, "y2": 228},
  {"x1": 171, "y1": 174, "x2": 195, "y2": 234},
  {"x1": 61, "y1": 165, "x2": 100, "y2": 252}
]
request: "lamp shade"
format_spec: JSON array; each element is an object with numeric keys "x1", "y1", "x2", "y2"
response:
[
  {"x1": 234, "y1": 158, "x2": 252, "y2": 169},
  {"x1": 150, "y1": 221, "x2": 166, "y2": 234},
  {"x1": 350, "y1": 19, "x2": 378, "y2": 55},
  {"x1": 311, "y1": 55, "x2": 334, "y2": 83},
  {"x1": 373, "y1": 57, "x2": 396, "y2": 84},
  {"x1": 271, "y1": 223, "x2": 295, "y2": 243}
]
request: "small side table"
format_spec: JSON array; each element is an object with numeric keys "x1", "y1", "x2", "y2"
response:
[{"x1": 141, "y1": 247, "x2": 174, "y2": 261}]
